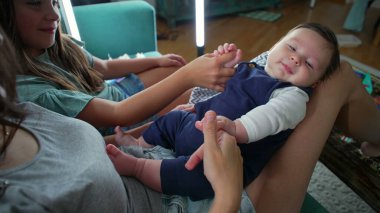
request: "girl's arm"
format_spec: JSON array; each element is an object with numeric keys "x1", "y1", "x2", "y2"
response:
[
  {"x1": 77, "y1": 52, "x2": 237, "y2": 128},
  {"x1": 93, "y1": 54, "x2": 186, "y2": 80}
]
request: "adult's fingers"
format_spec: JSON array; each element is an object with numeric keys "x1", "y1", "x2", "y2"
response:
[
  {"x1": 186, "y1": 111, "x2": 219, "y2": 170},
  {"x1": 202, "y1": 111, "x2": 219, "y2": 151},
  {"x1": 219, "y1": 67, "x2": 236, "y2": 79},
  {"x1": 185, "y1": 144, "x2": 205, "y2": 170},
  {"x1": 219, "y1": 133, "x2": 240, "y2": 160}
]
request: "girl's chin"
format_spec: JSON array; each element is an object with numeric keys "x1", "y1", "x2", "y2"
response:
[{"x1": 26, "y1": 48, "x2": 48, "y2": 57}]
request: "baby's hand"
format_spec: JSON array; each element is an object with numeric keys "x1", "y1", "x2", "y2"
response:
[
  {"x1": 212, "y1": 43, "x2": 236, "y2": 56},
  {"x1": 212, "y1": 43, "x2": 242, "y2": 68},
  {"x1": 195, "y1": 115, "x2": 237, "y2": 138}
]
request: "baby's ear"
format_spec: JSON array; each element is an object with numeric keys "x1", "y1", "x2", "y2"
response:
[{"x1": 311, "y1": 81, "x2": 321, "y2": 88}]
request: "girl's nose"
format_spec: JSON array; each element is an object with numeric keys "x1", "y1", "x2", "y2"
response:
[{"x1": 46, "y1": 4, "x2": 60, "y2": 21}]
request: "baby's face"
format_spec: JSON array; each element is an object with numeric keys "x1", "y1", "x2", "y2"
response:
[{"x1": 265, "y1": 28, "x2": 333, "y2": 87}]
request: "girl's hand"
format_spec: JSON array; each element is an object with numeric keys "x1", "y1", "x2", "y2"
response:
[
  {"x1": 182, "y1": 51, "x2": 237, "y2": 92},
  {"x1": 157, "y1": 54, "x2": 187, "y2": 67}
]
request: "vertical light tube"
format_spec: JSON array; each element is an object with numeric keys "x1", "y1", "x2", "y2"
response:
[
  {"x1": 195, "y1": 0, "x2": 205, "y2": 56},
  {"x1": 60, "y1": 0, "x2": 81, "y2": 40}
]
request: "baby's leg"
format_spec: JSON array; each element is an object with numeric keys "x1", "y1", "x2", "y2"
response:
[
  {"x1": 106, "y1": 144, "x2": 162, "y2": 192},
  {"x1": 114, "y1": 126, "x2": 153, "y2": 148}
]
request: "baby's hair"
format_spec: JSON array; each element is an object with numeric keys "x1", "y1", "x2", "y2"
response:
[{"x1": 290, "y1": 23, "x2": 340, "y2": 81}]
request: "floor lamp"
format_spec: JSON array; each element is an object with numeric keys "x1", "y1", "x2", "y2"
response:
[
  {"x1": 59, "y1": 0, "x2": 81, "y2": 41},
  {"x1": 195, "y1": 0, "x2": 205, "y2": 56}
]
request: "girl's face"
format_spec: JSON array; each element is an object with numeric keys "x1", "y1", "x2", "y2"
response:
[
  {"x1": 14, "y1": 0, "x2": 60, "y2": 56},
  {"x1": 265, "y1": 28, "x2": 332, "y2": 87}
]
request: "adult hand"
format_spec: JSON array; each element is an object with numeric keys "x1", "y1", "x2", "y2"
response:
[
  {"x1": 157, "y1": 54, "x2": 187, "y2": 67},
  {"x1": 185, "y1": 111, "x2": 243, "y2": 212},
  {"x1": 195, "y1": 114, "x2": 237, "y2": 138}
]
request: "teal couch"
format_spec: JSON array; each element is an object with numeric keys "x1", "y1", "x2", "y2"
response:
[
  {"x1": 73, "y1": 0, "x2": 160, "y2": 59},
  {"x1": 72, "y1": 1, "x2": 328, "y2": 212}
]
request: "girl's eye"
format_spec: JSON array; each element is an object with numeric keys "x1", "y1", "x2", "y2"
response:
[
  {"x1": 52, "y1": 0, "x2": 60, "y2": 8},
  {"x1": 27, "y1": 0, "x2": 41, "y2": 6}
]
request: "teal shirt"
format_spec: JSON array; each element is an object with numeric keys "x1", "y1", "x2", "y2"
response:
[
  {"x1": 16, "y1": 38, "x2": 148, "y2": 135},
  {"x1": 16, "y1": 51, "x2": 127, "y2": 118}
]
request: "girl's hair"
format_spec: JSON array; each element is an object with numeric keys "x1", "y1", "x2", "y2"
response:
[
  {"x1": 291, "y1": 22, "x2": 340, "y2": 81},
  {"x1": 0, "y1": 0, "x2": 104, "y2": 93},
  {"x1": 0, "y1": 25, "x2": 25, "y2": 157}
]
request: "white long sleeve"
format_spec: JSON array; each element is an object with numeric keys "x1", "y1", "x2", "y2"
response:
[{"x1": 237, "y1": 86, "x2": 309, "y2": 143}]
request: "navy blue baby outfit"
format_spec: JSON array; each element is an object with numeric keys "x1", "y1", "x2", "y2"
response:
[{"x1": 143, "y1": 62, "x2": 311, "y2": 200}]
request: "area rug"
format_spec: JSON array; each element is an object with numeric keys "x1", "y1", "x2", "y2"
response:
[
  {"x1": 307, "y1": 55, "x2": 380, "y2": 213},
  {"x1": 239, "y1": 10, "x2": 282, "y2": 22},
  {"x1": 308, "y1": 162, "x2": 376, "y2": 213}
]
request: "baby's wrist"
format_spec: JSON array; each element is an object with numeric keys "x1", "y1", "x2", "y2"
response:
[{"x1": 234, "y1": 120, "x2": 248, "y2": 144}]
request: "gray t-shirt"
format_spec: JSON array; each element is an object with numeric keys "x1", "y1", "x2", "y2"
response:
[
  {"x1": 0, "y1": 103, "x2": 254, "y2": 213},
  {"x1": 0, "y1": 102, "x2": 160, "y2": 213}
]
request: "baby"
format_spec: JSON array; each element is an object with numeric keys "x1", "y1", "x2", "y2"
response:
[{"x1": 106, "y1": 22, "x2": 340, "y2": 200}]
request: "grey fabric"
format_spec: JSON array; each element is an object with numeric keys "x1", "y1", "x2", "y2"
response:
[
  {"x1": 0, "y1": 102, "x2": 127, "y2": 213},
  {"x1": 121, "y1": 177, "x2": 163, "y2": 213}
]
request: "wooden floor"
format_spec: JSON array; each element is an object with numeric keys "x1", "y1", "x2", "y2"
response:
[{"x1": 156, "y1": 0, "x2": 380, "y2": 70}]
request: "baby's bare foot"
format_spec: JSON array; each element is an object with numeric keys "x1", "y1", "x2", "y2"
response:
[
  {"x1": 114, "y1": 126, "x2": 139, "y2": 147},
  {"x1": 106, "y1": 144, "x2": 137, "y2": 176}
]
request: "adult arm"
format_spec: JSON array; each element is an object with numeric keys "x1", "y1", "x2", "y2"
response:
[
  {"x1": 185, "y1": 111, "x2": 243, "y2": 213},
  {"x1": 77, "y1": 53, "x2": 237, "y2": 128},
  {"x1": 246, "y1": 61, "x2": 380, "y2": 212}
]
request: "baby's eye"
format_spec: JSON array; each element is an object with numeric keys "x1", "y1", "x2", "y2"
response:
[
  {"x1": 306, "y1": 61, "x2": 314, "y2": 70},
  {"x1": 288, "y1": 45, "x2": 296, "y2": 51}
]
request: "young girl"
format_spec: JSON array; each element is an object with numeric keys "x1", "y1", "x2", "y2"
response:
[
  {"x1": 0, "y1": 0, "x2": 236, "y2": 135},
  {"x1": 0, "y1": 26, "x2": 243, "y2": 213}
]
